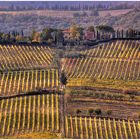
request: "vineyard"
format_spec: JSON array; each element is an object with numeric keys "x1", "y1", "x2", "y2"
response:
[
  {"x1": 0, "y1": 45, "x2": 53, "y2": 71},
  {"x1": 0, "y1": 69, "x2": 59, "y2": 96},
  {"x1": 0, "y1": 93, "x2": 63, "y2": 136},
  {"x1": 61, "y1": 40, "x2": 140, "y2": 89},
  {"x1": 65, "y1": 116, "x2": 140, "y2": 139},
  {"x1": 0, "y1": 44, "x2": 64, "y2": 138},
  {"x1": 0, "y1": 41, "x2": 140, "y2": 138}
]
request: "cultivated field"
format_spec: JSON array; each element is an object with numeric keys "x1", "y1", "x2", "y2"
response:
[
  {"x1": 0, "y1": 40, "x2": 140, "y2": 138},
  {"x1": 65, "y1": 89, "x2": 140, "y2": 120},
  {"x1": 0, "y1": 69, "x2": 59, "y2": 96},
  {"x1": 0, "y1": 93, "x2": 63, "y2": 136},
  {"x1": 0, "y1": 45, "x2": 53, "y2": 71},
  {"x1": 65, "y1": 116, "x2": 140, "y2": 139},
  {"x1": 61, "y1": 40, "x2": 140, "y2": 90}
]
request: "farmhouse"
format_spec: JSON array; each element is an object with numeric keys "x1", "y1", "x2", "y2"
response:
[{"x1": 83, "y1": 30, "x2": 96, "y2": 40}]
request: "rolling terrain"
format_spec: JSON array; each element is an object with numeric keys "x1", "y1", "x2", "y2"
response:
[
  {"x1": 61, "y1": 40, "x2": 140, "y2": 91},
  {"x1": 0, "y1": 9, "x2": 139, "y2": 35},
  {"x1": 0, "y1": 39, "x2": 140, "y2": 138}
]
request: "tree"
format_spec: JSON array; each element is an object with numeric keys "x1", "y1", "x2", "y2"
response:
[
  {"x1": 30, "y1": 29, "x2": 40, "y2": 42},
  {"x1": 60, "y1": 71, "x2": 67, "y2": 86},
  {"x1": 40, "y1": 28, "x2": 54, "y2": 42},
  {"x1": 70, "y1": 24, "x2": 79, "y2": 39},
  {"x1": 77, "y1": 27, "x2": 84, "y2": 40},
  {"x1": 30, "y1": 29, "x2": 36, "y2": 41},
  {"x1": 106, "y1": 110, "x2": 112, "y2": 116},
  {"x1": 128, "y1": 28, "x2": 135, "y2": 38},
  {"x1": 88, "y1": 109, "x2": 94, "y2": 116},
  {"x1": 76, "y1": 109, "x2": 81, "y2": 115},
  {"x1": 70, "y1": 24, "x2": 84, "y2": 40},
  {"x1": 16, "y1": 35, "x2": 23, "y2": 42},
  {"x1": 126, "y1": 30, "x2": 128, "y2": 38},
  {"x1": 121, "y1": 29, "x2": 124, "y2": 38},
  {"x1": 0, "y1": 32, "x2": 4, "y2": 41},
  {"x1": 21, "y1": 30, "x2": 24, "y2": 37},
  {"x1": 96, "y1": 25, "x2": 114, "y2": 33},
  {"x1": 55, "y1": 30, "x2": 64, "y2": 43},
  {"x1": 96, "y1": 25, "x2": 114, "y2": 40},
  {"x1": 117, "y1": 30, "x2": 119, "y2": 38},
  {"x1": 95, "y1": 109, "x2": 102, "y2": 115}
]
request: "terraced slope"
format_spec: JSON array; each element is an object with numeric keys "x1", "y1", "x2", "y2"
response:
[
  {"x1": 0, "y1": 45, "x2": 53, "y2": 71},
  {"x1": 61, "y1": 40, "x2": 140, "y2": 90}
]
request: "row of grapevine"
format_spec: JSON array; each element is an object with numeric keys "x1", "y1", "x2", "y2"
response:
[
  {"x1": 80, "y1": 40, "x2": 140, "y2": 59},
  {"x1": 0, "y1": 93, "x2": 62, "y2": 136},
  {"x1": 61, "y1": 40, "x2": 140, "y2": 82},
  {"x1": 65, "y1": 116, "x2": 140, "y2": 139},
  {"x1": 0, "y1": 45, "x2": 53, "y2": 71},
  {"x1": 62, "y1": 58, "x2": 140, "y2": 80},
  {"x1": 0, "y1": 69, "x2": 59, "y2": 96}
]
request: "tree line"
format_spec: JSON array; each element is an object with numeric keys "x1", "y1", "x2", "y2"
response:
[
  {"x1": 0, "y1": 2, "x2": 139, "y2": 11},
  {"x1": 0, "y1": 25, "x2": 139, "y2": 45}
]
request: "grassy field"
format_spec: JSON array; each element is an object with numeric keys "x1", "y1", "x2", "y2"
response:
[{"x1": 0, "y1": 132, "x2": 61, "y2": 139}]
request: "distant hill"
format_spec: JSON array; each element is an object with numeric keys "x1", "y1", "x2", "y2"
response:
[
  {"x1": 96, "y1": 8, "x2": 140, "y2": 30},
  {"x1": 0, "y1": 8, "x2": 139, "y2": 35}
]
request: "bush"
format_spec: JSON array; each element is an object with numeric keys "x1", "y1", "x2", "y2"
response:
[
  {"x1": 95, "y1": 109, "x2": 102, "y2": 115},
  {"x1": 106, "y1": 110, "x2": 112, "y2": 116},
  {"x1": 88, "y1": 109, "x2": 94, "y2": 115},
  {"x1": 76, "y1": 109, "x2": 81, "y2": 114},
  {"x1": 129, "y1": 95, "x2": 135, "y2": 100},
  {"x1": 60, "y1": 71, "x2": 67, "y2": 86},
  {"x1": 122, "y1": 89, "x2": 137, "y2": 95}
]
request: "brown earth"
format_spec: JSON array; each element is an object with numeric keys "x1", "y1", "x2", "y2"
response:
[{"x1": 64, "y1": 89, "x2": 140, "y2": 120}]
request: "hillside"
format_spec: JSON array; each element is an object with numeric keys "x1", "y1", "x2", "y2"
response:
[
  {"x1": 0, "y1": 1, "x2": 140, "y2": 139},
  {"x1": 97, "y1": 9, "x2": 140, "y2": 30},
  {"x1": 61, "y1": 40, "x2": 140, "y2": 91},
  {"x1": 0, "y1": 9, "x2": 139, "y2": 35},
  {"x1": 0, "y1": 40, "x2": 140, "y2": 138}
]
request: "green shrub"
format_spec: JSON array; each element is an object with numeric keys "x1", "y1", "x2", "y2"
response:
[
  {"x1": 88, "y1": 109, "x2": 94, "y2": 115},
  {"x1": 95, "y1": 109, "x2": 102, "y2": 115},
  {"x1": 106, "y1": 110, "x2": 112, "y2": 116},
  {"x1": 76, "y1": 109, "x2": 81, "y2": 114}
]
